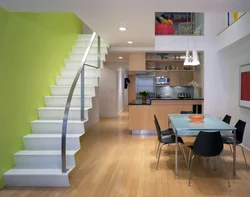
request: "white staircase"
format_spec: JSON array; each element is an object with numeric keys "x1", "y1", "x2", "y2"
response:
[{"x1": 3, "y1": 34, "x2": 108, "y2": 187}]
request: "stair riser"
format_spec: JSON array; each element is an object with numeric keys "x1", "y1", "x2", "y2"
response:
[
  {"x1": 32, "y1": 122, "x2": 85, "y2": 134},
  {"x1": 64, "y1": 60, "x2": 103, "y2": 68},
  {"x1": 45, "y1": 97, "x2": 92, "y2": 108},
  {"x1": 4, "y1": 174, "x2": 70, "y2": 187},
  {"x1": 38, "y1": 109, "x2": 88, "y2": 120},
  {"x1": 60, "y1": 68, "x2": 100, "y2": 77},
  {"x1": 75, "y1": 41, "x2": 107, "y2": 47},
  {"x1": 56, "y1": 77, "x2": 98, "y2": 86},
  {"x1": 72, "y1": 47, "x2": 107, "y2": 54},
  {"x1": 50, "y1": 86, "x2": 95, "y2": 97},
  {"x1": 69, "y1": 54, "x2": 106, "y2": 61},
  {"x1": 14, "y1": 154, "x2": 75, "y2": 169},
  {"x1": 23, "y1": 137, "x2": 80, "y2": 150}
]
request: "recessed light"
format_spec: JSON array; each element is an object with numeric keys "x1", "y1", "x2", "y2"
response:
[
  {"x1": 119, "y1": 27, "x2": 127, "y2": 31},
  {"x1": 119, "y1": 57, "x2": 123, "y2": 59},
  {"x1": 127, "y1": 41, "x2": 133, "y2": 44}
]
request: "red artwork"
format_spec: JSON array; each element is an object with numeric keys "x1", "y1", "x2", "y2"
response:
[{"x1": 241, "y1": 71, "x2": 250, "y2": 101}]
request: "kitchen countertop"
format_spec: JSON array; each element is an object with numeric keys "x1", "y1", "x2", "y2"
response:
[{"x1": 129, "y1": 98, "x2": 204, "y2": 105}]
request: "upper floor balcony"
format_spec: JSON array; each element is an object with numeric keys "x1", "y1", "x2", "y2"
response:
[{"x1": 155, "y1": 12, "x2": 204, "y2": 36}]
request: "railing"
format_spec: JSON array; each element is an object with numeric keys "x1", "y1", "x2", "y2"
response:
[{"x1": 61, "y1": 32, "x2": 101, "y2": 173}]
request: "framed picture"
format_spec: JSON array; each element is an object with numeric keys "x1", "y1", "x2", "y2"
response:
[{"x1": 239, "y1": 64, "x2": 250, "y2": 108}]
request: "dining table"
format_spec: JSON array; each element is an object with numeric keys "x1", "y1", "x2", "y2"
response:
[{"x1": 168, "y1": 114, "x2": 237, "y2": 176}]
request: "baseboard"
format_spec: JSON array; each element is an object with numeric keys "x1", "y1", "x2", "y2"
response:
[
  {"x1": 85, "y1": 118, "x2": 100, "y2": 130},
  {"x1": 241, "y1": 144, "x2": 250, "y2": 153},
  {"x1": 116, "y1": 110, "x2": 124, "y2": 116}
]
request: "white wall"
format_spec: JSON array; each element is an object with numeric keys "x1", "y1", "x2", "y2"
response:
[
  {"x1": 99, "y1": 66, "x2": 117, "y2": 117},
  {"x1": 99, "y1": 64, "x2": 128, "y2": 117},
  {"x1": 218, "y1": 38, "x2": 250, "y2": 149},
  {"x1": 85, "y1": 87, "x2": 100, "y2": 129}
]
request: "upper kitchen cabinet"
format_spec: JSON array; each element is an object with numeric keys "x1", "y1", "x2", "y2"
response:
[
  {"x1": 129, "y1": 53, "x2": 146, "y2": 71},
  {"x1": 146, "y1": 53, "x2": 199, "y2": 72}
]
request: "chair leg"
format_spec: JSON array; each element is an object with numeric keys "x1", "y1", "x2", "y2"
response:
[
  {"x1": 187, "y1": 149, "x2": 192, "y2": 170},
  {"x1": 179, "y1": 143, "x2": 188, "y2": 168},
  {"x1": 220, "y1": 155, "x2": 231, "y2": 187},
  {"x1": 229, "y1": 144, "x2": 233, "y2": 154},
  {"x1": 155, "y1": 137, "x2": 158, "y2": 150},
  {"x1": 156, "y1": 144, "x2": 165, "y2": 170},
  {"x1": 240, "y1": 146, "x2": 249, "y2": 171},
  {"x1": 188, "y1": 155, "x2": 196, "y2": 186},
  {"x1": 156, "y1": 142, "x2": 160, "y2": 158}
]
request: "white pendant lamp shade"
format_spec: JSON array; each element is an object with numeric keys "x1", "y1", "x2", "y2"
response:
[
  {"x1": 184, "y1": 50, "x2": 200, "y2": 66},
  {"x1": 184, "y1": 50, "x2": 190, "y2": 65},
  {"x1": 191, "y1": 50, "x2": 200, "y2": 66}
]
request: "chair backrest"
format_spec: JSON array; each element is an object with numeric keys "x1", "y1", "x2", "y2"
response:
[
  {"x1": 193, "y1": 131, "x2": 223, "y2": 157},
  {"x1": 180, "y1": 111, "x2": 193, "y2": 114},
  {"x1": 234, "y1": 119, "x2": 246, "y2": 143},
  {"x1": 154, "y1": 114, "x2": 161, "y2": 131},
  {"x1": 154, "y1": 115, "x2": 162, "y2": 142},
  {"x1": 222, "y1": 114, "x2": 231, "y2": 124}
]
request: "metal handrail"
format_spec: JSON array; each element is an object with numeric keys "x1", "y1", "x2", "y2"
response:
[{"x1": 61, "y1": 32, "x2": 99, "y2": 173}]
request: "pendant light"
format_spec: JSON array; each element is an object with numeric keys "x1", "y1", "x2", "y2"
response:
[
  {"x1": 191, "y1": 50, "x2": 200, "y2": 66},
  {"x1": 190, "y1": 28, "x2": 200, "y2": 66},
  {"x1": 184, "y1": 13, "x2": 200, "y2": 66},
  {"x1": 184, "y1": 13, "x2": 193, "y2": 66}
]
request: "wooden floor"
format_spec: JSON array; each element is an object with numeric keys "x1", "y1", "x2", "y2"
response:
[{"x1": 1, "y1": 111, "x2": 250, "y2": 197}]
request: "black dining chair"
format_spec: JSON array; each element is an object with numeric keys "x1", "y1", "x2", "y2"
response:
[
  {"x1": 154, "y1": 119, "x2": 187, "y2": 170},
  {"x1": 222, "y1": 115, "x2": 232, "y2": 152},
  {"x1": 180, "y1": 111, "x2": 193, "y2": 114},
  {"x1": 154, "y1": 115, "x2": 174, "y2": 156},
  {"x1": 222, "y1": 119, "x2": 248, "y2": 170},
  {"x1": 188, "y1": 131, "x2": 230, "y2": 187},
  {"x1": 222, "y1": 114, "x2": 231, "y2": 124}
]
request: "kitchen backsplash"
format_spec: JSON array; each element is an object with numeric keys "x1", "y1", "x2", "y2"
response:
[{"x1": 156, "y1": 86, "x2": 194, "y2": 98}]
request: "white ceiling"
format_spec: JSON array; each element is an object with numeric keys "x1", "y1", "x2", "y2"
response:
[{"x1": 1, "y1": 0, "x2": 250, "y2": 47}]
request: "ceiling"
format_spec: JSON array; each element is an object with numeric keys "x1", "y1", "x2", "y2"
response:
[{"x1": 1, "y1": 0, "x2": 250, "y2": 48}]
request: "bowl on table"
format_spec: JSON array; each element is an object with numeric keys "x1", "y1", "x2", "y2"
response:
[{"x1": 188, "y1": 115, "x2": 205, "y2": 123}]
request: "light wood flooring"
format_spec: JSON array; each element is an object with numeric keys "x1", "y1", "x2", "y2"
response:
[{"x1": 1, "y1": 111, "x2": 250, "y2": 197}]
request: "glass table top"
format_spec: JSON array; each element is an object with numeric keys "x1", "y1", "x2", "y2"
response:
[{"x1": 168, "y1": 114, "x2": 236, "y2": 137}]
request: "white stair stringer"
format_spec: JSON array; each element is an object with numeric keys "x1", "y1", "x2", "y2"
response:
[{"x1": 3, "y1": 34, "x2": 108, "y2": 187}]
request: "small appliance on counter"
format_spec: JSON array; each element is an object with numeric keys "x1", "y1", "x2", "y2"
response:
[
  {"x1": 156, "y1": 76, "x2": 170, "y2": 85},
  {"x1": 178, "y1": 92, "x2": 191, "y2": 99}
]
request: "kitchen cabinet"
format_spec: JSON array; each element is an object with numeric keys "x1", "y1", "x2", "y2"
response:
[
  {"x1": 129, "y1": 53, "x2": 146, "y2": 71},
  {"x1": 146, "y1": 52, "x2": 198, "y2": 86},
  {"x1": 180, "y1": 72, "x2": 193, "y2": 86}
]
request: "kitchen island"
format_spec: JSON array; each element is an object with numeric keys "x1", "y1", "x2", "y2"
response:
[{"x1": 128, "y1": 98, "x2": 204, "y2": 133}]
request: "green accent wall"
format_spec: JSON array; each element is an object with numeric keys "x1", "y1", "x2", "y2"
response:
[{"x1": 0, "y1": 7, "x2": 82, "y2": 189}]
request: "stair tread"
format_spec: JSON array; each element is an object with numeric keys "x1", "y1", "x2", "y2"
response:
[
  {"x1": 15, "y1": 150, "x2": 77, "y2": 155},
  {"x1": 24, "y1": 134, "x2": 82, "y2": 138},
  {"x1": 44, "y1": 95, "x2": 92, "y2": 98},
  {"x1": 56, "y1": 76, "x2": 97, "y2": 78},
  {"x1": 38, "y1": 107, "x2": 91, "y2": 110},
  {"x1": 65, "y1": 59, "x2": 103, "y2": 62},
  {"x1": 51, "y1": 85, "x2": 94, "y2": 88},
  {"x1": 61, "y1": 67, "x2": 99, "y2": 70},
  {"x1": 4, "y1": 168, "x2": 72, "y2": 175},
  {"x1": 31, "y1": 120, "x2": 87, "y2": 123}
]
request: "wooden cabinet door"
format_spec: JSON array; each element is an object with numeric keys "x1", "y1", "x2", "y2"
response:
[
  {"x1": 181, "y1": 72, "x2": 193, "y2": 86},
  {"x1": 129, "y1": 53, "x2": 146, "y2": 71},
  {"x1": 169, "y1": 72, "x2": 181, "y2": 86}
]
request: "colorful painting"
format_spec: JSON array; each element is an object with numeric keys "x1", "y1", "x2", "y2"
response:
[{"x1": 239, "y1": 64, "x2": 250, "y2": 108}]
